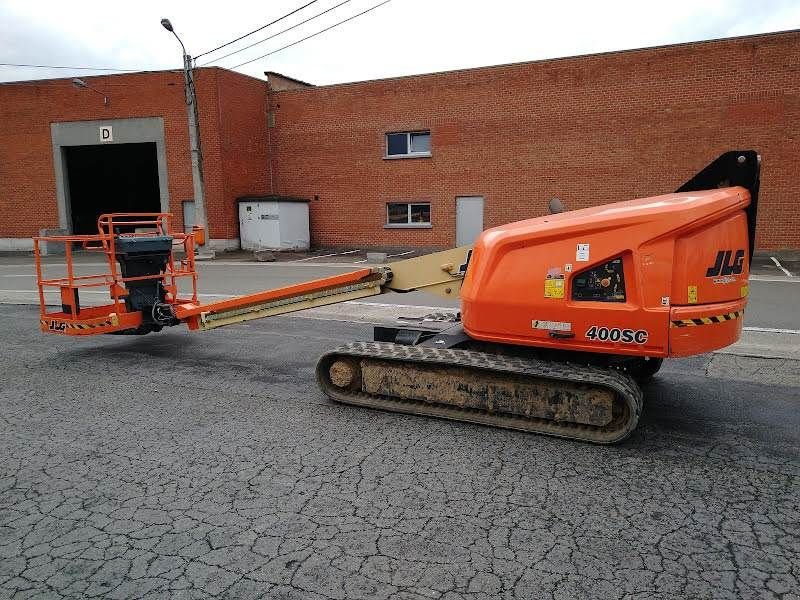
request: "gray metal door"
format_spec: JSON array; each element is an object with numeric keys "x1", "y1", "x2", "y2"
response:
[
  {"x1": 456, "y1": 196, "x2": 484, "y2": 246},
  {"x1": 183, "y1": 201, "x2": 195, "y2": 233}
]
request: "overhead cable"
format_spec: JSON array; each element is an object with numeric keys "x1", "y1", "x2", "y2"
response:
[
  {"x1": 200, "y1": 0, "x2": 353, "y2": 66},
  {"x1": 195, "y1": 0, "x2": 321, "y2": 59},
  {"x1": 0, "y1": 62, "x2": 141, "y2": 72},
  {"x1": 231, "y1": 0, "x2": 393, "y2": 69}
]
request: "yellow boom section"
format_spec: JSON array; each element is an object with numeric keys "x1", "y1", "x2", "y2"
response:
[
  {"x1": 173, "y1": 246, "x2": 472, "y2": 332},
  {"x1": 384, "y1": 246, "x2": 472, "y2": 298}
]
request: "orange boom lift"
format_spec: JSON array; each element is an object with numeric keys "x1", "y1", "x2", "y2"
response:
[{"x1": 34, "y1": 151, "x2": 760, "y2": 443}]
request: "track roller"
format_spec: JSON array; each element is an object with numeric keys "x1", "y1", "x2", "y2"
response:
[{"x1": 317, "y1": 342, "x2": 643, "y2": 444}]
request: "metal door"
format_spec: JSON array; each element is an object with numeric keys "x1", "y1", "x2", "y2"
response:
[
  {"x1": 456, "y1": 196, "x2": 484, "y2": 246},
  {"x1": 238, "y1": 201, "x2": 280, "y2": 250},
  {"x1": 182, "y1": 201, "x2": 195, "y2": 233}
]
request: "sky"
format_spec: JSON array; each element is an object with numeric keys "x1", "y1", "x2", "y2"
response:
[{"x1": 1, "y1": 0, "x2": 799, "y2": 85}]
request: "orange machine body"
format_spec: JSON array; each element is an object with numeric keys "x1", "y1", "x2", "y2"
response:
[{"x1": 460, "y1": 187, "x2": 752, "y2": 358}]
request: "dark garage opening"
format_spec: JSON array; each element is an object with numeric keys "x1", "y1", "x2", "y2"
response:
[{"x1": 65, "y1": 142, "x2": 160, "y2": 235}]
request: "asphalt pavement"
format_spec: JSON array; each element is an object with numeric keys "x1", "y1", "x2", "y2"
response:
[
  {"x1": 1, "y1": 302, "x2": 799, "y2": 599},
  {"x1": 0, "y1": 252, "x2": 798, "y2": 599}
]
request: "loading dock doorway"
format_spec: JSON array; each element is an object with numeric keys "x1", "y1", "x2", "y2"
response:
[{"x1": 64, "y1": 142, "x2": 160, "y2": 235}]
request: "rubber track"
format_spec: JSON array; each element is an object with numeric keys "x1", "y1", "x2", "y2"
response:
[{"x1": 316, "y1": 341, "x2": 643, "y2": 444}]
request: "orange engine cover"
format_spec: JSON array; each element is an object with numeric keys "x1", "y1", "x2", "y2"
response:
[{"x1": 460, "y1": 187, "x2": 752, "y2": 359}]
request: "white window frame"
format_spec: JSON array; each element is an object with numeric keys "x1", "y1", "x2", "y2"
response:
[
  {"x1": 385, "y1": 202, "x2": 432, "y2": 229},
  {"x1": 384, "y1": 131, "x2": 431, "y2": 159}
]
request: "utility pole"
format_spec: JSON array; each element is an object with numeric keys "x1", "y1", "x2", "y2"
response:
[{"x1": 161, "y1": 18, "x2": 208, "y2": 250}]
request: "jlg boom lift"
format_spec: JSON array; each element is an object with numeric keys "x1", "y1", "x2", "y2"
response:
[{"x1": 34, "y1": 151, "x2": 760, "y2": 444}]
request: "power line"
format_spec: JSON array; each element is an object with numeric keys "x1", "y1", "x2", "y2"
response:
[
  {"x1": 231, "y1": 0, "x2": 393, "y2": 69},
  {"x1": 200, "y1": 0, "x2": 353, "y2": 67},
  {"x1": 0, "y1": 62, "x2": 141, "y2": 72},
  {"x1": 195, "y1": 0, "x2": 321, "y2": 60}
]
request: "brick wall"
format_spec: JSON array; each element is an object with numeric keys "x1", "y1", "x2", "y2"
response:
[
  {"x1": 270, "y1": 30, "x2": 800, "y2": 250},
  {"x1": 1, "y1": 31, "x2": 797, "y2": 250},
  {"x1": 215, "y1": 69, "x2": 271, "y2": 240},
  {"x1": 0, "y1": 67, "x2": 269, "y2": 241}
]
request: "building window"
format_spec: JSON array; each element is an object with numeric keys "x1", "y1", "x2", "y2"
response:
[
  {"x1": 386, "y1": 131, "x2": 431, "y2": 158},
  {"x1": 386, "y1": 202, "x2": 432, "y2": 228}
]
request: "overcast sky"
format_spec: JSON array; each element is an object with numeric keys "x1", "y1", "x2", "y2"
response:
[{"x1": 1, "y1": 0, "x2": 798, "y2": 85}]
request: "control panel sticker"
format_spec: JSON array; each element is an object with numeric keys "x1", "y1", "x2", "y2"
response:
[
  {"x1": 586, "y1": 326, "x2": 648, "y2": 344},
  {"x1": 532, "y1": 320, "x2": 572, "y2": 331},
  {"x1": 576, "y1": 243, "x2": 590, "y2": 262},
  {"x1": 687, "y1": 285, "x2": 698, "y2": 304}
]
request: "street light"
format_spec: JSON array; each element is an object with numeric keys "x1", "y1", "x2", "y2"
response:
[
  {"x1": 161, "y1": 17, "x2": 208, "y2": 249},
  {"x1": 72, "y1": 78, "x2": 109, "y2": 106}
]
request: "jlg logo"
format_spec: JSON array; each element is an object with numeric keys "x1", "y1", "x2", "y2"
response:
[
  {"x1": 48, "y1": 320, "x2": 66, "y2": 332},
  {"x1": 705, "y1": 250, "x2": 745, "y2": 278}
]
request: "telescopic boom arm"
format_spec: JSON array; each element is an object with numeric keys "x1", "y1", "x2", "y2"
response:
[
  {"x1": 33, "y1": 214, "x2": 470, "y2": 337},
  {"x1": 175, "y1": 246, "x2": 471, "y2": 331}
]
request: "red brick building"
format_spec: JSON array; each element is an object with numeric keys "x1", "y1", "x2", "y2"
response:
[
  {"x1": 1, "y1": 29, "x2": 797, "y2": 251},
  {"x1": 0, "y1": 68, "x2": 268, "y2": 250}
]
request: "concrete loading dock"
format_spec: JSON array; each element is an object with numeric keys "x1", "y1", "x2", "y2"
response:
[{"x1": 49, "y1": 118, "x2": 170, "y2": 237}]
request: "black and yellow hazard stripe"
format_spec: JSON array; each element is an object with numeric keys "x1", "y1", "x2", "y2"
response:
[
  {"x1": 670, "y1": 310, "x2": 743, "y2": 328},
  {"x1": 40, "y1": 316, "x2": 118, "y2": 331}
]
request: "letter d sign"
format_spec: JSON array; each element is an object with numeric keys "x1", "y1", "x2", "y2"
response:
[{"x1": 99, "y1": 126, "x2": 113, "y2": 142}]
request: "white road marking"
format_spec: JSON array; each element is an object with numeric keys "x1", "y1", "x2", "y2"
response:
[
  {"x1": 352, "y1": 251, "x2": 414, "y2": 263},
  {"x1": 749, "y1": 275, "x2": 800, "y2": 283},
  {"x1": 0, "y1": 262, "x2": 110, "y2": 269},
  {"x1": 770, "y1": 256, "x2": 793, "y2": 277},
  {"x1": 289, "y1": 252, "x2": 350, "y2": 263},
  {"x1": 0, "y1": 289, "x2": 108, "y2": 295},
  {"x1": 0, "y1": 261, "x2": 363, "y2": 272},
  {"x1": 205, "y1": 261, "x2": 361, "y2": 268},
  {"x1": 345, "y1": 300, "x2": 448, "y2": 311},
  {"x1": 0, "y1": 289, "x2": 235, "y2": 300},
  {"x1": 743, "y1": 326, "x2": 800, "y2": 335},
  {"x1": 0, "y1": 289, "x2": 450, "y2": 310}
]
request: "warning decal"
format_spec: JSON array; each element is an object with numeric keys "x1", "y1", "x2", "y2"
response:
[
  {"x1": 544, "y1": 279, "x2": 565, "y2": 298},
  {"x1": 544, "y1": 267, "x2": 566, "y2": 299}
]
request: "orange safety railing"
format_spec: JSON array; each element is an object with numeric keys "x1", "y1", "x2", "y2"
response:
[{"x1": 34, "y1": 213, "x2": 202, "y2": 335}]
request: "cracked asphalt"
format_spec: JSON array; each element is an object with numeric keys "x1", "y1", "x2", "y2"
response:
[{"x1": 1, "y1": 304, "x2": 799, "y2": 599}]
